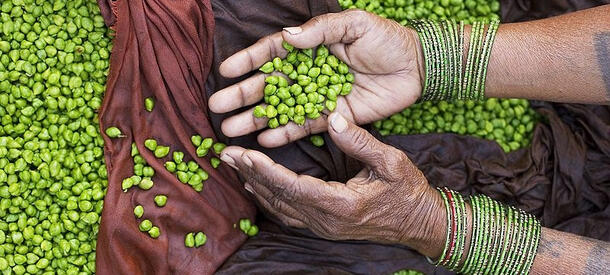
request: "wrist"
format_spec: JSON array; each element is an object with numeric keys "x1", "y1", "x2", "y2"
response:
[
  {"x1": 396, "y1": 180, "x2": 447, "y2": 258},
  {"x1": 406, "y1": 26, "x2": 425, "y2": 101}
]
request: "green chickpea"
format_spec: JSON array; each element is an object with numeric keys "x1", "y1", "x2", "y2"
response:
[
  {"x1": 259, "y1": 62, "x2": 274, "y2": 73},
  {"x1": 213, "y1": 143, "x2": 226, "y2": 155},
  {"x1": 210, "y1": 157, "x2": 221, "y2": 169},
  {"x1": 144, "y1": 139, "x2": 157, "y2": 151},
  {"x1": 191, "y1": 135, "x2": 203, "y2": 147},
  {"x1": 148, "y1": 226, "x2": 160, "y2": 239},
  {"x1": 268, "y1": 118, "x2": 280, "y2": 129},
  {"x1": 185, "y1": 232, "x2": 195, "y2": 248},
  {"x1": 139, "y1": 220, "x2": 152, "y2": 232},
  {"x1": 145, "y1": 97, "x2": 155, "y2": 112},
  {"x1": 154, "y1": 195, "x2": 167, "y2": 207},
  {"x1": 247, "y1": 225, "x2": 259, "y2": 237},
  {"x1": 105, "y1": 127, "x2": 123, "y2": 138},
  {"x1": 265, "y1": 105, "x2": 278, "y2": 118},
  {"x1": 265, "y1": 76, "x2": 279, "y2": 85},
  {"x1": 310, "y1": 135, "x2": 325, "y2": 147},
  {"x1": 138, "y1": 178, "x2": 154, "y2": 190},
  {"x1": 154, "y1": 146, "x2": 170, "y2": 158},
  {"x1": 194, "y1": 232, "x2": 207, "y2": 247},
  {"x1": 134, "y1": 205, "x2": 144, "y2": 218},
  {"x1": 253, "y1": 105, "x2": 267, "y2": 118},
  {"x1": 272, "y1": 57, "x2": 283, "y2": 71},
  {"x1": 121, "y1": 177, "x2": 133, "y2": 192}
]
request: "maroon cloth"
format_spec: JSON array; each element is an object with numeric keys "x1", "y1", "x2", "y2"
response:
[{"x1": 96, "y1": 0, "x2": 255, "y2": 274}]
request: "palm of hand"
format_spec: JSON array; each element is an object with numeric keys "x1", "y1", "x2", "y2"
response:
[{"x1": 327, "y1": 13, "x2": 423, "y2": 124}]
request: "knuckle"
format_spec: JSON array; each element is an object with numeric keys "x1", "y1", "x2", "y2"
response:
[
  {"x1": 380, "y1": 148, "x2": 411, "y2": 181},
  {"x1": 344, "y1": 9, "x2": 369, "y2": 19}
]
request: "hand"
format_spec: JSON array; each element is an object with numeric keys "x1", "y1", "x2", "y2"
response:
[
  {"x1": 219, "y1": 113, "x2": 445, "y2": 258},
  {"x1": 210, "y1": 10, "x2": 424, "y2": 148}
]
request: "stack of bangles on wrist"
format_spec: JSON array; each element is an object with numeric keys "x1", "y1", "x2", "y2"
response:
[
  {"x1": 427, "y1": 187, "x2": 541, "y2": 274},
  {"x1": 409, "y1": 19, "x2": 500, "y2": 101}
]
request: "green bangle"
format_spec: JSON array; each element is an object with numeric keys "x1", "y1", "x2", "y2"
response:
[
  {"x1": 476, "y1": 20, "x2": 500, "y2": 100},
  {"x1": 429, "y1": 187, "x2": 452, "y2": 265},
  {"x1": 493, "y1": 204, "x2": 512, "y2": 274}
]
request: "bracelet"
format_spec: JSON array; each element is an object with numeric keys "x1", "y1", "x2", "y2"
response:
[
  {"x1": 409, "y1": 19, "x2": 500, "y2": 102},
  {"x1": 429, "y1": 189, "x2": 541, "y2": 275}
]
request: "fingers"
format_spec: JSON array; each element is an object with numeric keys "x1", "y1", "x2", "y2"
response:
[
  {"x1": 327, "y1": 113, "x2": 403, "y2": 171},
  {"x1": 220, "y1": 106, "x2": 268, "y2": 137},
  {"x1": 220, "y1": 109, "x2": 328, "y2": 147},
  {"x1": 245, "y1": 183, "x2": 307, "y2": 228},
  {"x1": 257, "y1": 117, "x2": 328, "y2": 148},
  {"x1": 209, "y1": 74, "x2": 266, "y2": 114},
  {"x1": 281, "y1": 10, "x2": 372, "y2": 49},
  {"x1": 220, "y1": 146, "x2": 327, "y2": 205},
  {"x1": 219, "y1": 32, "x2": 287, "y2": 78}
]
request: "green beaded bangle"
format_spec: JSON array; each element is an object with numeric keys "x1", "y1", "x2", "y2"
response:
[
  {"x1": 493, "y1": 204, "x2": 512, "y2": 275},
  {"x1": 476, "y1": 20, "x2": 500, "y2": 100},
  {"x1": 430, "y1": 192, "x2": 541, "y2": 275},
  {"x1": 429, "y1": 187, "x2": 452, "y2": 265},
  {"x1": 522, "y1": 218, "x2": 541, "y2": 274}
]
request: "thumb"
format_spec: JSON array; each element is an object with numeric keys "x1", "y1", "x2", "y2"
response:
[
  {"x1": 327, "y1": 113, "x2": 404, "y2": 171},
  {"x1": 282, "y1": 10, "x2": 371, "y2": 49}
]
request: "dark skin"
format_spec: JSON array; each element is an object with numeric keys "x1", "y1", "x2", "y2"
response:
[{"x1": 211, "y1": 5, "x2": 610, "y2": 274}]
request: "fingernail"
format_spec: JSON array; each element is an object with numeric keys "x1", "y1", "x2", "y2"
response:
[
  {"x1": 220, "y1": 154, "x2": 238, "y2": 170},
  {"x1": 330, "y1": 113, "x2": 348, "y2": 133},
  {"x1": 244, "y1": 183, "x2": 254, "y2": 194},
  {"x1": 242, "y1": 154, "x2": 253, "y2": 168},
  {"x1": 283, "y1": 27, "x2": 302, "y2": 35}
]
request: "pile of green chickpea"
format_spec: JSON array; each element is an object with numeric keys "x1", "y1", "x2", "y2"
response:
[
  {"x1": 0, "y1": 0, "x2": 112, "y2": 273},
  {"x1": 338, "y1": 0, "x2": 540, "y2": 152},
  {"x1": 338, "y1": 0, "x2": 501, "y2": 24},
  {"x1": 374, "y1": 99, "x2": 538, "y2": 151}
]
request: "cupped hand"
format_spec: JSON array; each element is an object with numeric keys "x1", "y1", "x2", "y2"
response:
[
  {"x1": 219, "y1": 113, "x2": 445, "y2": 258},
  {"x1": 209, "y1": 10, "x2": 424, "y2": 148}
]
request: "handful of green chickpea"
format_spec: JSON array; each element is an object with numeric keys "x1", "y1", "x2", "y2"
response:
[{"x1": 255, "y1": 42, "x2": 354, "y2": 128}]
